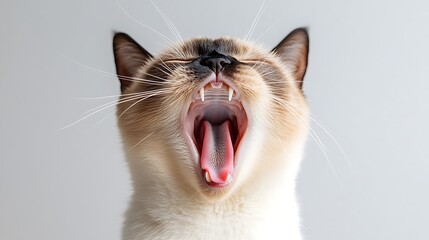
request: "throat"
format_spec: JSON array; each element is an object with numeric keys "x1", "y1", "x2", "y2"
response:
[{"x1": 126, "y1": 185, "x2": 299, "y2": 239}]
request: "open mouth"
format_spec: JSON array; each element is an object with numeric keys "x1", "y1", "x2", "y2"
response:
[{"x1": 183, "y1": 78, "x2": 248, "y2": 188}]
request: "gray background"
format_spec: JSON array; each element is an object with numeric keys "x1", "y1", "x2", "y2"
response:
[{"x1": 1, "y1": 0, "x2": 428, "y2": 239}]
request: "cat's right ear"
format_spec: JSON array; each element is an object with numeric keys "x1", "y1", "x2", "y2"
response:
[{"x1": 113, "y1": 33, "x2": 152, "y2": 92}]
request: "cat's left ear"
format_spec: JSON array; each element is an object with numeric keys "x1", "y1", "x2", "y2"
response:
[
  {"x1": 272, "y1": 28, "x2": 309, "y2": 89},
  {"x1": 113, "y1": 32, "x2": 153, "y2": 92}
]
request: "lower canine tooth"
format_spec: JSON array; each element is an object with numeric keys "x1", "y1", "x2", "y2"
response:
[
  {"x1": 200, "y1": 89, "x2": 205, "y2": 101},
  {"x1": 228, "y1": 87, "x2": 233, "y2": 101},
  {"x1": 226, "y1": 173, "x2": 232, "y2": 183},
  {"x1": 205, "y1": 171, "x2": 211, "y2": 182}
]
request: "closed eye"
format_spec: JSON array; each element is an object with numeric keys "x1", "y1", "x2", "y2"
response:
[
  {"x1": 239, "y1": 59, "x2": 272, "y2": 64},
  {"x1": 163, "y1": 58, "x2": 196, "y2": 64}
]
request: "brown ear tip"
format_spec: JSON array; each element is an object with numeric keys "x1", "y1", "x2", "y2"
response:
[
  {"x1": 293, "y1": 27, "x2": 309, "y2": 33},
  {"x1": 113, "y1": 32, "x2": 129, "y2": 38},
  {"x1": 113, "y1": 32, "x2": 133, "y2": 44},
  {"x1": 290, "y1": 27, "x2": 309, "y2": 41}
]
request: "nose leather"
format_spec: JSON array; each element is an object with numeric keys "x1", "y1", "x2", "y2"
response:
[{"x1": 200, "y1": 51, "x2": 232, "y2": 75}]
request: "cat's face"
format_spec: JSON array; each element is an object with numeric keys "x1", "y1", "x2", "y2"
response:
[{"x1": 113, "y1": 29, "x2": 309, "y2": 200}]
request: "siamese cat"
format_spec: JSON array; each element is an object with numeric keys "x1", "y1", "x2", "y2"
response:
[{"x1": 113, "y1": 28, "x2": 309, "y2": 240}]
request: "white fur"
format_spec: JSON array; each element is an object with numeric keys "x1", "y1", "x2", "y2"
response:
[{"x1": 121, "y1": 129, "x2": 307, "y2": 240}]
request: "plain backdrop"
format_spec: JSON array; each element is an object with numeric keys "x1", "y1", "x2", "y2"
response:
[{"x1": 1, "y1": 0, "x2": 428, "y2": 239}]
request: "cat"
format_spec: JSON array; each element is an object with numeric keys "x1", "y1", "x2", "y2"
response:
[{"x1": 113, "y1": 27, "x2": 309, "y2": 240}]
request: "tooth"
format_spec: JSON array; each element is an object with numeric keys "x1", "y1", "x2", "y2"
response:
[
  {"x1": 210, "y1": 81, "x2": 223, "y2": 88},
  {"x1": 226, "y1": 173, "x2": 232, "y2": 183},
  {"x1": 200, "y1": 89, "x2": 205, "y2": 101},
  {"x1": 205, "y1": 171, "x2": 211, "y2": 182},
  {"x1": 228, "y1": 87, "x2": 233, "y2": 101}
]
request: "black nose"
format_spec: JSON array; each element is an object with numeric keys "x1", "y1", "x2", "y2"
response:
[{"x1": 200, "y1": 51, "x2": 232, "y2": 75}]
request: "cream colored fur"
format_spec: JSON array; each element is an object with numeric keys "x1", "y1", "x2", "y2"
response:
[{"x1": 113, "y1": 29, "x2": 310, "y2": 240}]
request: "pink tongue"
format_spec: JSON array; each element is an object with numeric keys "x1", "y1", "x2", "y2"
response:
[{"x1": 200, "y1": 120, "x2": 234, "y2": 183}]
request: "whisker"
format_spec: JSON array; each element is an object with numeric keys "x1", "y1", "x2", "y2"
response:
[
  {"x1": 163, "y1": 90, "x2": 188, "y2": 107},
  {"x1": 118, "y1": 75, "x2": 167, "y2": 85},
  {"x1": 253, "y1": 17, "x2": 280, "y2": 43},
  {"x1": 81, "y1": 90, "x2": 171, "y2": 116},
  {"x1": 271, "y1": 95, "x2": 350, "y2": 169},
  {"x1": 308, "y1": 114, "x2": 352, "y2": 169},
  {"x1": 258, "y1": 69, "x2": 277, "y2": 77},
  {"x1": 117, "y1": 91, "x2": 168, "y2": 119},
  {"x1": 71, "y1": 92, "x2": 149, "y2": 100},
  {"x1": 149, "y1": 0, "x2": 184, "y2": 45},
  {"x1": 129, "y1": 0, "x2": 187, "y2": 59},
  {"x1": 78, "y1": 93, "x2": 142, "y2": 116},
  {"x1": 58, "y1": 51, "x2": 167, "y2": 85},
  {"x1": 248, "y1": 57, "x2": 270, "y2": 72},
  {"x1": 244, "y1": 0, "x2": 266, "y2": 41},
  {"x1": 154, "y1": 65, "x2": 174, "y2": 77},
  {"x1": 272, "y1": 96, "x2": 341, "y2": 181},
  {"x1": 115, "y1": 1, "x2": 176, "y2": 45},
  {"x1": 158, "y1": 58, "x2": 176, "y2": 74},
  {"x1": 59, "y1": 89, "x2": 173, "y2": 131},
  {"x1": 58, "y1": 93, "x2": 147, "y2": 131},
  {"x1": 141, "y1": 69, "x2": 173, "y2": 83},
  {"x1": 273, "y1": 99, "x2": 327, "y2": 153},
  {"x1": 129, "y1": 131, "x2": 155, "y2": 150},
  {"x1": 92, "y1": 112, "x2": 115, "y2": 128}
]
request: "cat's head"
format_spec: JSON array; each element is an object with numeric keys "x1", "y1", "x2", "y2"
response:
[{"x1": 113, "y1": 29, "x2": 309, "y2": 201}]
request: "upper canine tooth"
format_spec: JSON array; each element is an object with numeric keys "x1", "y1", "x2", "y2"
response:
[
  {"x1": 200, "y1": 89, "x2": 205, "y2": 101},
  {"x1": 228, "y1": 87, "x2": 233, "y2": 101}
]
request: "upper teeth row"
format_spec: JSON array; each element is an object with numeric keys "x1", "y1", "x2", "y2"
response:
[{"x1": 199, "y1": 86, "x2": 234, "y2": 102}]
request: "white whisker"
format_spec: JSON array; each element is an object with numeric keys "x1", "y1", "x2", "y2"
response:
[
  {"x1": 253, "y1": 17, "x2": 280, "y2": 43},
  {"x1": 149, "y1": 0, "x2": 184, "y2": 45},
  {"x1": 71, "y1": 92, "x2": 147, "y2": 100},
  {"x1": 81, "y1": 90, "x2": 169, "y2": 116},
  {"x1": 154, "y1": 65, "x2": 174, "y2": 77},
  {"x1": 258, "y1": 69, "x2": 277, "y2": 77},
  {"x1": 129, "y1": 131, "x2": 155, "y2": 150},
  {"x1": 140, "y1": 70, "x2": 172, "y2": 83},
  {"x1": 115, "y1": 1, "x2": 176, "y2": 45},
  {"x1": 308, "y1": 114, "x2": 352, "y2": 169},
  {"x1": 272, "y1": 96, "x2": 342, "y2": 182},
  {"x1": 158, "y1": 58, "x2": 175, "y2": 74},
  {"x1": 117, "y1": 92, "x2": 166, "y2": 119},
  {"x1": 58, "y1": 51, "x2": 167, "y2": 85},
  {"x1": 58, "y1": 94, "x2": 147, "y2": 131},
  {"x1": 92, "y1": 112, "x2": 114, "y2": 128},
  {"x1": 59, "y1": 89, "x2": 172, "y2": 131},
  {"x1": 244, "y1": 0, "x2": 266, "y2": 41},
  {"x1": 248, "y1": 56, "x2": 270, "y2": 72}
]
